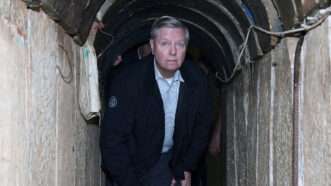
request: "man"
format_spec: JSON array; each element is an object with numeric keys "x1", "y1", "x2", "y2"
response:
[{"x1": 100, "y1": 16, "x2": 213, "y2": 186}]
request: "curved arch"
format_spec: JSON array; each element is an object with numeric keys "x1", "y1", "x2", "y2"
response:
[{"x1": 94, "y1": 0, "x2": 282, "y2": 84}]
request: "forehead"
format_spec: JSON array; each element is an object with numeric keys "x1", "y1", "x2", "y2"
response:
[{"x1": 155, "y1": 27, "x2": 186, "y2": 40}]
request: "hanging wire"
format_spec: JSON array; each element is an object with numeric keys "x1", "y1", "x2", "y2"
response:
[
  {"x1": 97, "y1": 30, "x2": 114, "y2": 59},
  {"x1": 216, "y1": 26, "x2": 254, "y2": 83},
  {"x1": 216, "y1": 8, "x2": 331, "y2": 83},
  {"x1": 99, "y1": 29, "x2": 114, "y2": 38},
  {"x1": 57, "y1": 44, "x2": 73, "y2": 84}
]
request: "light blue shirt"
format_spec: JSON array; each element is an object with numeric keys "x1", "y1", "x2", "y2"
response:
[{"x1": 154, "y1": 62, "x2": 184, "y2": 153}]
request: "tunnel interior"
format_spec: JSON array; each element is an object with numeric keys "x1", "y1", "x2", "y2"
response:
[
  {"x1": 93, "y1": 0, "x2": 281, "y2": 184},
  {"x1": 94, "y1": 0, "x2": 281, "y2": 86}
]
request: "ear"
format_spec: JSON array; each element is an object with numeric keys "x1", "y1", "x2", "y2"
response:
[{"x1": 149, "y1": 39, "x2": 154, "y2": 55}]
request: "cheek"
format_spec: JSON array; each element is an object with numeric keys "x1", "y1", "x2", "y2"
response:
[
  {"x1": 156, "y1": 48, "x2": 168, "y2": 58},
  {"x1": 178, "y1": 50, "x2": 186, "y2": 59},
  {"x1": 154, "y1": 51, "x2": 167, "y2": 65}
]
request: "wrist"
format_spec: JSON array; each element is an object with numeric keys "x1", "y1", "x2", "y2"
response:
[{"x1": 184, "y1": 171, "x2": 191, "y2": 179}]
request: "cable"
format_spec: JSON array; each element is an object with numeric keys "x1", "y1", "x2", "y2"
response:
[
  {"x1": 97, "y1": 30, "x2": 114, "y2": 59},
  {"x1": 216, "y1": 25, "x2": 254, "y2": 83},
  {"x1": 57, "y1": 44, "x2": 73, "y2": 84},
  {"x1": 215, "y1": 9, "x2": 330, "y2": 83},
  {"x1": 99, "y1": 29, "x2": 114, "y2": 38}
]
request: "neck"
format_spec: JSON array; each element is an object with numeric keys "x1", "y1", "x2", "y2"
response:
[{"x1": 159, "y1": 70, "x2": 175, "y2": 79}]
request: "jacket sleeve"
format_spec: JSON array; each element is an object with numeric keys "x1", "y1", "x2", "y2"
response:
[
  {"x1": 183, "y1": 79, "x2": 214, "y2": 172},
  {"x1": 100, "y1": 72, "x2": 139, "y2": 186}
]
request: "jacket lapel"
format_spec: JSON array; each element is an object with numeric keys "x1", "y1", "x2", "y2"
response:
[
  {"x1": 173, "y1": 62, "x2": 197, "y2": 144},
  {"x1": 141, "y1": 59, "x2": 164, "y2": 131}
]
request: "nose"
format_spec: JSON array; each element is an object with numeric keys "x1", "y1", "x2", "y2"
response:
[{"x1": 169, "y1": 43, "x2": 177, "y2": 56}]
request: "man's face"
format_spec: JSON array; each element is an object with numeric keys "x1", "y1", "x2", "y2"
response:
[{"x1": 150, "y1": 27, "x2": 187, "y2": 78}]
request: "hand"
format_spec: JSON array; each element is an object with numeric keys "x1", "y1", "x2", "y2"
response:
[
  {"x1": 209, "y1": 118, "x2": 221, "y2": 157},
  {"x1": 92, "y1": 20, "x2": 104, "y2": 31},
  {"x1": 208, "y1": 130, "x2": 221, "y2": 157},
  {"x1": 113, "y1": 55, "x2": 122, "y2": 66},
  {"x1": 171, "y1": 171, "x2": 191, "y2": 186}
]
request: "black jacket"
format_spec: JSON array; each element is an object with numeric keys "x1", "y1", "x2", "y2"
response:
[{"x1": 100, "y1": 56, "x2": 213, "y2": 186}]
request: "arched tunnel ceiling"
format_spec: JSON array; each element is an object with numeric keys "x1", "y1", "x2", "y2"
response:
[
  {"x1": 24, "y1": 0, "x2": 330, "y2": 45},
  {"x1": 94, "y1": 0, "x2": 282, "y2": 81},
  {"x1": 23, "y1": 0, "x2": 330, "y2": 81}
]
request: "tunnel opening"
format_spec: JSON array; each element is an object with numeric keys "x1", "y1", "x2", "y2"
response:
[
  {"x1": 94, "y1": 0, "x2": 281, "y2": 89},
  {"x1": 94, "y1": 0, "x2": 281, "y2": 185}
]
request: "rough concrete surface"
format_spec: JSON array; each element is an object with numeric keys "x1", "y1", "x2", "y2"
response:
[
  {"x1": 0, "y1": 1, "x2": 101, "y2": 186},
  {"x1": 298, "y1": 16, "x2": 331, "y2": 186},
  {"x1": 225, "y1": 39, "x2": 294, "y2": 186},
  {"x1": 224, "y1": 16, "x2": 331, "y2": 186}
]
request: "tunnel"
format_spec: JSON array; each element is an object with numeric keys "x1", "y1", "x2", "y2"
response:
[
  {"x1": 91, "y1": 1, "x2": 329, "y2": 185},
  {"x1": 94, "y1": 0, "x2": 281, "y2": 86},
  {"x1": 1, "y1": 0, "x2": 331, "y2": 186},
  {"x1": 92, "y1": 1, "x2": 282, "y2": 185}
]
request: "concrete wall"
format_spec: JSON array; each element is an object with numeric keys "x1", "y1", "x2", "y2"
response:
[
  {"x1": 225, "y1": 16, "x2": 331, "y2": 186},
  {"x1": 297, "y1": 16, "x2": 331, "y2": 186},
  {"x1": 0, "y1": 1, "x2": 101, "y2": 186},
  {"x1": 225, "y1": 39, "x2": 294, "y2": 186}
]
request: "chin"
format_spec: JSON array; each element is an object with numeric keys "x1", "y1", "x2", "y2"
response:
[{"x1": 166, "y1": 65, "x2": 180, "y2": 71}]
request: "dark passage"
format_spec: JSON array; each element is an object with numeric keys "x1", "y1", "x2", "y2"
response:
[{"x1": 93, "y1": 1, "x2": 280, "y2": 185}]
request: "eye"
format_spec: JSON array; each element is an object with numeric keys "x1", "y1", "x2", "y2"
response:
[
  {"x1": 176, "y1": 42, "x2": 186, "y2": 48},
  {"x1": 159, "y1": 41, "x2": 170, "y2": 46}
]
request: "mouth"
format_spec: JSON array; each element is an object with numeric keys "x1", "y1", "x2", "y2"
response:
[{"x1": 167, "y1": 60, "x2": 177, "y2": 63}]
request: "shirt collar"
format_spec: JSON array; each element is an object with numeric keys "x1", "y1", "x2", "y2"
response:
[{"x1": 154, "y1": 59, "x2": 184, "y2": 82}]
